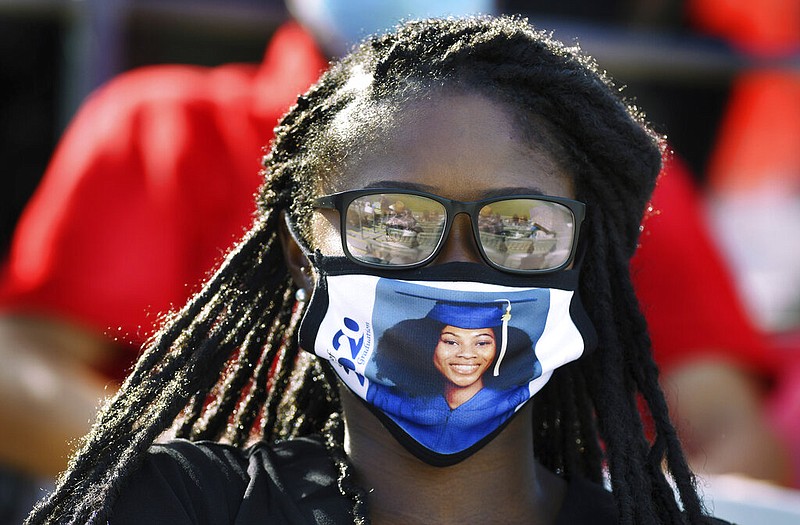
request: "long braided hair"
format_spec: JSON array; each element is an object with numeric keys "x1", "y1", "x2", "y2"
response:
[{"x1": 28, "y1": 15, "x2": 709, "y2": 525}]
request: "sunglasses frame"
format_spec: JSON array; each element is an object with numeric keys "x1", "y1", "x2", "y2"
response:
[{"x1": 313, "y1": 188, "x2": 586, "y2": 275}]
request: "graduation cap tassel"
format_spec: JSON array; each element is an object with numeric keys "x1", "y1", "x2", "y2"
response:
[{"x1": 493, "y1": 300, "x2": 512, "y2": 377}]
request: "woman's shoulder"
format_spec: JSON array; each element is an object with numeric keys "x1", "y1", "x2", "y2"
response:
[
  {"x1": 110, "y1": 436, "x2": 352, "y2": 524},
  {"x1": 556, "y1": 476, "x2": 735, "y2": 525},
  {"x1": 556, "y1": 476, "x2": 618, "y2": 525}
]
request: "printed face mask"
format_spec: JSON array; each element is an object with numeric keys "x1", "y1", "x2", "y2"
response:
[{"x1": 298, "y1": 254, "x2": 597, "y2": 466}]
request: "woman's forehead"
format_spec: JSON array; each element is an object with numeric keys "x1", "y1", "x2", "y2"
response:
[{"x1": 320, "y1": 91, "x2": 575, "y2": 200}]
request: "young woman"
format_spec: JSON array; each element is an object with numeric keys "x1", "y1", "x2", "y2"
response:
[
  {"x1": 367, "y1": 298, "x2": 540, "y2": 454},
  {"x1": 28, "y1": 15, "x2": 725, "y2": 525}
]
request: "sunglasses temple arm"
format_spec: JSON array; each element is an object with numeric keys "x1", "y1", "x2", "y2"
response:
[{"x1": 312, "y1": 195, "x2": 338, "y2": 209}]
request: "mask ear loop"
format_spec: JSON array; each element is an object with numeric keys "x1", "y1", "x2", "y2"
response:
[{"x1": 492, "y1": 299, "x2": 512, "y2": 377}]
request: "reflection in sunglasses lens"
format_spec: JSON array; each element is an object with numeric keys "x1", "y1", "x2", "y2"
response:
[
  {"x1": 478, "y1": 200, "x2": 574, "y2": 271},
  {"x1": 344, "y1": 194, "x2": 574, "y2": 271},
  {"x1": 345, "y1": 194, "x2": 445, "y2": 266}
]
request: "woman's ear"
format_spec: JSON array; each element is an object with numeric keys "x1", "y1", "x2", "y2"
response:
[{"x1": 278, "y1": 210, "x2": 313, "y2": 294}]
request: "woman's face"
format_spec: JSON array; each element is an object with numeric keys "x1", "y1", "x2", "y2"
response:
[
  {"x1": 310, "y1": 91, "x2": 575, "y2": 261},
  {"x1": 433, "y1": 325, "x2": 497, "y2": 388}
]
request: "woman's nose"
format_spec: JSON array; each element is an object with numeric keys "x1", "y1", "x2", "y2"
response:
[
  {"x1": 432, "y1": 212, "x2": 483, "y2": 265},
  {"x1": 457, "y1": 345, "x2": 478, "y2": 358}
]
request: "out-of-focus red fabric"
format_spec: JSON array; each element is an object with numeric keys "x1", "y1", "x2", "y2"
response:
[
  {"x1": 631, "y1": 156, "x2": 777, "y2": 376},
  {"x1": 687, "y1": 0, "x2": 800, "y2": 55},
  {"x1": 0, "y1": 23, "x2": 327, "y2": 378},
  {"x1": 706, "y1": 72, "x2": 800, "y2": 193}
]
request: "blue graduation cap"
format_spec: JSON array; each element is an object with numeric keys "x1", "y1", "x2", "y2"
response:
[{"x1": 426, "y1": 300, "x2": 507, "y2": 329}]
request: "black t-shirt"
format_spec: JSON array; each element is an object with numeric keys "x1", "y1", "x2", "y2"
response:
[{"x1": 109, "y1": 436, "x2": 619, "y2": 524}]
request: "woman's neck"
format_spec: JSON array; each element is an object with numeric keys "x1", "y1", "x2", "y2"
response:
[
  {"x1": 443, "y1": 379, "x2": 483, "y2": 409},
  {"x1": 340, "y1": 392, "x2": 566, "y2": 525}
]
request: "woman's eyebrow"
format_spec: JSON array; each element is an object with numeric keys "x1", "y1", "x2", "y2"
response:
[
  {"x1": 362, "y1": 181, "x2": 547, "y2": 197},
  {"x1": 363, "y1": 180, "x2": 437, "y2": 192},
  {"x1": 482, "y1": 186, "x2": 546, "y2": 198}
]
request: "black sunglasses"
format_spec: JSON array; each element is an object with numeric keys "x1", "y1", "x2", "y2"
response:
[{"x1": 313, "y1": 189, "x2": 586, "y2": 274}]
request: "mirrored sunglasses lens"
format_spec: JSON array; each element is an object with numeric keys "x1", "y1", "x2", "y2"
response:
[
  {"x1": 477, "y1": 199, "x2": 575, "y2": 271},
  {"x1": 344, "y1": 193, "x2": 445, "y2": 266}
]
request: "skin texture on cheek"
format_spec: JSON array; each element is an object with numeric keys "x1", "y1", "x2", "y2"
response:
[{"x1": 311, "y1": 209, "x2": 345, "y2": 256}]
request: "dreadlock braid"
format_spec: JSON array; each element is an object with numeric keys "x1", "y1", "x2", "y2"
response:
[
  {"x1": 575, "y1": 163, "x2": 706, "y2": 524},
  {"x1": 30, "y1": 15, "x2": 712, "y2": 525},
  {"x1": 582, "y1": 213, "x2": 665, "y2": 524}
]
